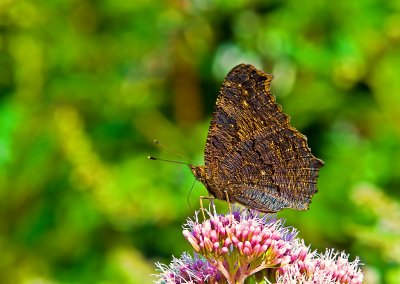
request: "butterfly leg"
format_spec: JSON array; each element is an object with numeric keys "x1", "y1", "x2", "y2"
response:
[
  {"x1": 224, "y1": 190, "x2": 234, "y2": 222},
  {"x1": 224, "y1": 191, "x2": 232, "y2": 214},
  {"x1": 200, "y1": 195, "x2": 215, "y2": 219}
]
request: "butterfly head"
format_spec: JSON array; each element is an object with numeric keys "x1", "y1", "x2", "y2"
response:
[{"x1": 189, "y1": 165, "x2": 207, "y2": 184}]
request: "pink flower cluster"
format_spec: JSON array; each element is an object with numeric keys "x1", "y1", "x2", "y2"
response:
[
  {"x1": 277, "y1": 247, "x2": 363, "y2": 284},
  {"x1": 156, "y1": 252, "x2": 220, "y2": 284},
  {"x1": 155, "y1": 206, "x2": 364, "y2": 284},
  {"x1": 183, "y1": 211, "x2": 297, "y2": 267}
]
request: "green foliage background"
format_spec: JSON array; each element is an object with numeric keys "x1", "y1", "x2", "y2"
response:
[{"x1": 1, "y1": 0, "x2": 400, "y2": 283}]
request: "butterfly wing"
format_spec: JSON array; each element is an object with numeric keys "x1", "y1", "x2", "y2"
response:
[{"x1": 204, "y1": 64, "x2": 324, "y2": 212}]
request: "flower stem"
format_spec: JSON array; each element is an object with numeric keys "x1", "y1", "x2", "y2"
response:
[{"x1": 217, "y1": 259, "x2": 234, "y2": 284}]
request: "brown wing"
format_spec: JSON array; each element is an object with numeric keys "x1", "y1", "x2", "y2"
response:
[{"x1": 204, "y1": 64, "x2": 324, "y2": 212}]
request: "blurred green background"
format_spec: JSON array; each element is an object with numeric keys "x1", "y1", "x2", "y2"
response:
[{"x1": 1, "y1": 0, "x2": 400, "y2": 283}]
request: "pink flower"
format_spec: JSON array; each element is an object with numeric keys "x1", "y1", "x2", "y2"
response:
[
  {"x1": 155, "y1": 205, "x2": 364, "y2": 284},
  {"x1": 277, "y1": 247, "x2": 363, "y2": 284},
  {"x1": 182, "y1": 207, "x2": 298, "y2": 283},
  {"x1": 155, "y1": 252, "x2": 221, "y2": 284}
]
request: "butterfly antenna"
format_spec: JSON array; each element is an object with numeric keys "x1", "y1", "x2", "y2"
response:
[
  {"x1": 147, "y1": 156, "x2": 190, "y2": 165},
  {"x1": 153, "y1": 139, "x2": 193, "y2": 164},
  {"x1": 187, "y1": 178, "x2": 197, "y2": 210}
]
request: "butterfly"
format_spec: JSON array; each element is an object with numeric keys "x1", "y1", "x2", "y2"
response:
[{"x1": 190, "y1": 64, "x2": 324, "y2": 213}]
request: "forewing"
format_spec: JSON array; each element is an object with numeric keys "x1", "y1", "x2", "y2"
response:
[
  {"x1": 204, "y1": 64, "x2": 324, "y2": 212},
  {"x1": 204, "y1": 64, "x2": 288, "y2": 172}
]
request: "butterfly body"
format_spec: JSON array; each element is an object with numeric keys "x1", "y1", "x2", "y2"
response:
[{"x1": 191, "y1": 64, "x2": 324, "y2": 213}]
